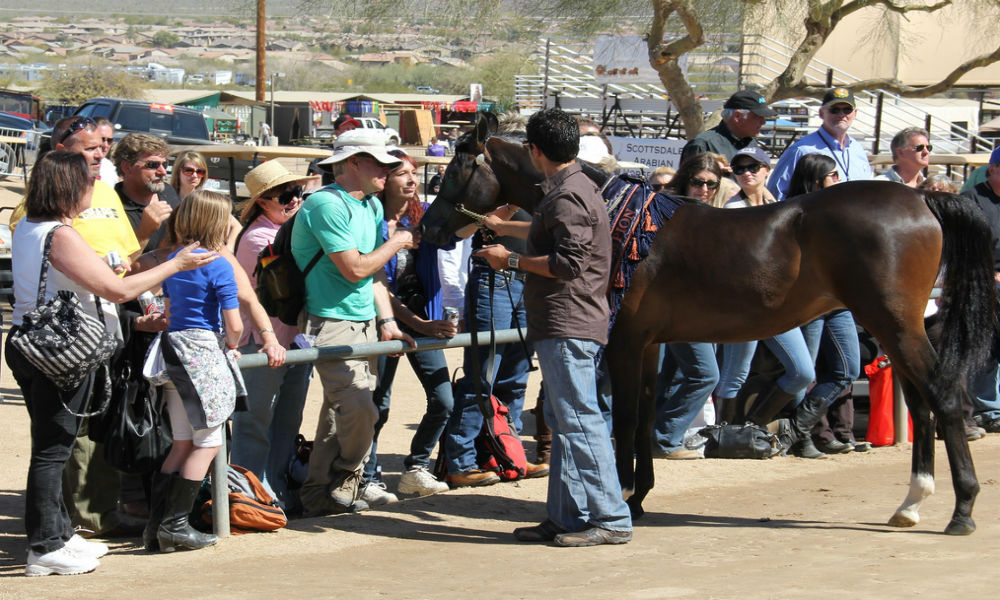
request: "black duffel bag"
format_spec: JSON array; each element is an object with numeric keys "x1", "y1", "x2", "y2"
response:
[{"x1": 699, "y1": 423, "x2": 779, "y2": 459}]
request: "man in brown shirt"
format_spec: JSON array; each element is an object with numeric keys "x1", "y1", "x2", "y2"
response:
[{"x1": 475, "y1": 107, "x2": 632, "y2": 547}]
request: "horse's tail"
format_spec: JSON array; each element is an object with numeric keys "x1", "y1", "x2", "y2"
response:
[{"x1": 923, "y1": 191, "x2": 999, "y2": 382}]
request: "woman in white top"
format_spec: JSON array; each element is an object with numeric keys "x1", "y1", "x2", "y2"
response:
[
  {"x1": 724, "y1": 146, "x2": 776, "y2": 208},
  {"x1": 7, "y1": 151, "x2": 216, "y2": 577}
]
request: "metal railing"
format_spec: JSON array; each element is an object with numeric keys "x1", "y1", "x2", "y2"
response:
[{"x1": 0, "y1": 127, "x2": 39, "y2": 181}]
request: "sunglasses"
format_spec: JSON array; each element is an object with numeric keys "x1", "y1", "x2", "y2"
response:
[
  {"x1": 58, "y1": 116, "x2": 96, "y2": 145},
  {"x1": 140, "y1": 160, "x2": 168, "y2": 170},
  {"x1": 182, "y1": 166, "x2": 207, "y2": 176},
  {"x1": 732, "y1": 163, "x2": 763, "y2": 176},
  {"x1": 824, "y1": 170, "x2": 841, "y2": 182},
  {"x1": 689, "y1": 177, "x2": 720, "y2": 190},
  {"x1": 265, "y1": 185, "x2": 303, "y2": 205},
  {"x1": 651, "y1": 183, "x2": 669, "y2": 192},
  {"x1": 101, "y1": 137, "x2": 114, "y2": 145},
  {"x1": 910, "y1": 144, "x2": 933, "y2": 152},
  {"x1": 827, "y1": 105, "x2": 854, "y2": 115}
]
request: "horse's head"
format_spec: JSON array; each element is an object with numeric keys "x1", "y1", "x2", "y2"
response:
[{"x1": 421, "y1": 112, "x2": 544, "y2": 245}]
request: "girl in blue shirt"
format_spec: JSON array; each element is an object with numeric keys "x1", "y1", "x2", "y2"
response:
[{"x1": 147, "y1": 190, "x2": 244, "y2": 553}]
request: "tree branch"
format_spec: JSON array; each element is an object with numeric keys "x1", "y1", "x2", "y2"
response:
[
  {"x1": 773, "y1": 42, "x2": 1000, "y2": 101},
  {"x1": 647, "y1": 0, "x2": 706, "y2": 138}
]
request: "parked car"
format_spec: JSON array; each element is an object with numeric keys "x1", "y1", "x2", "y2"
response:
[
  {"x1": 72, "y1": 98, "x2": 255, "y2": 190},
  {"x1": 356, "y1": 117, "x2": 401, "y2": 145},
  {"x1": 416, "y1": 86, "x2": 440, "y2": 94},
  {"x1": 0, "y1": 110, "x2": 39, "y2": 180}
]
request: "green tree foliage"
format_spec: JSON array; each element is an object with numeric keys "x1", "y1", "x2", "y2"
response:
[
  {"x1": 38, "y1": 66, "x2": 150, "y2": 104},
  {"x1": 151, "y1": 31, "x2": 181, "y2": 48}
]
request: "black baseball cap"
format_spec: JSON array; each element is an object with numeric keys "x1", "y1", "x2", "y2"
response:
[
  {"x1": 822, "y1": 87, "x2": 856, "y2": 108},
  {"x1": 724, "y1": 90, "x2": 777, "y2": 118}
]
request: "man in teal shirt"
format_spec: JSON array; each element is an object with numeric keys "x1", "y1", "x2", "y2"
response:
[{"x1": 292, "y1": 129, "x2": 417, "y2": 515}]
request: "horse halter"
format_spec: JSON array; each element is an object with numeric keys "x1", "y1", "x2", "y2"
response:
[{"x1": 449, "y1": 149, "x2": 495, "y2": 225}]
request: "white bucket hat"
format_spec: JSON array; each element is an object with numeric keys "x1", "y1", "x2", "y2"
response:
[{"x1": 317, "y1": 129, "x2": 402, "y2": 167}]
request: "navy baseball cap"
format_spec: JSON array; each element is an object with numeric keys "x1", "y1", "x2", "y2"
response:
[
  {"x1": 822, "y1": 87, "x2": 856, "y2": 108},
  {"x1": 724, "y1": 90, "x2": 777, "y2": 118}
]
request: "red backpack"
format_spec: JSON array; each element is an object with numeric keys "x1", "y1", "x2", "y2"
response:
[
  {"x1": 475, "y1": 394, "x2": 528, "y2": 480},
  {"x1": 201, "y1": 464, "x2": 287, "y2": 534}
]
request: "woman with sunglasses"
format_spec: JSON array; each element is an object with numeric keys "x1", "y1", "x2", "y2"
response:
[
  {"x1": 363, "y1": 148, "x2": 459, "y2": 503},
  {"x1": 724, "y1": 146, "x2": 775, "y2": 207},
  {"x1": 229, "y1": 161, "x2": 315, "y2": 513},
  {"x1": 780, "y1": 153, "x2": 863, "y2": 458},
  {"x1": 169, "y1": 151, "x2": 208, "y2": 200},
  {"x1": 649, "y1": 153, "x2": 724, "y2": 460}
]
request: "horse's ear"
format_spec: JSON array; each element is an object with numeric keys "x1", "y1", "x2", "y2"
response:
[{"x1": 474, "y1": 111, "x2": 498, "y2": 145}]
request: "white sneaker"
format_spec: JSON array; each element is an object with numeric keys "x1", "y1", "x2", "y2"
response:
[
  {"x1": 397, "y1": 466, "x2": 449, "y2": 497},
  {"x1": 65, "y1": 534, "x2": 109, "y2": 559},
  {"x1": 359, "y1": 481, "x2": 398, "y2": 507},
  {"x1": 25, "y1": 546, "x2": 99, "y2": 577}
]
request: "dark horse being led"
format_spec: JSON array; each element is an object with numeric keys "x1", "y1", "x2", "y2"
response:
[{"x1": 420, "y1": 113, "x2": 998, "y2": 535}]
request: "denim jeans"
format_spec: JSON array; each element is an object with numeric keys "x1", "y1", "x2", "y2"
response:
[
  {"x1": 653, "y1": 342, "x2": 719, "y2": 453},
  {"x1": 799, "y1": 309, "x2": 861, "y2": 407},
  {"x1": 231, "y1": 342, "x2": 313, "y2": 508},
  {"x1": 6, "y1": 335, "x2": 94, "y2": 554},
  {"x1": 365, "y1": 347, "x2": 454, "y2": 482},
  {"x1": 444, "y1": 267, "x2": 530, "y2": 475},
  {"x1": 535, "y1": 337, "x2": 632, "y2": 533},
  {"x1": 716, "y1": 329, "x2": 815, "y2": 399},
  {"x1": 970, "y1": 361, "x2": 1000, "y2": 421}
]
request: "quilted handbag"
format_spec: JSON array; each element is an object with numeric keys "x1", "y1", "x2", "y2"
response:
[{"x1": 8, "y1": 224, "x2": 120, "y2": 405}]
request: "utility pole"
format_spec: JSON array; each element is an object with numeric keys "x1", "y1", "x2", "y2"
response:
[{"x1": 255, "y1": 0, "x2": 265, "y2": 103}]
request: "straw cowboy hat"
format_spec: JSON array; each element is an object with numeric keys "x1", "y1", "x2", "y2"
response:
[{"x1": 244, "y1": 160, "x2": 314, "y2": 202}]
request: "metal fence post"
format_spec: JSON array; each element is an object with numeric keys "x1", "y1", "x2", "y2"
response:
[
  {"x1": 893, "y1": 372, "x2": 908, "y2": 445},
  {"x1": 212, "y1": 435, "x2": 230, "y2": 538}
]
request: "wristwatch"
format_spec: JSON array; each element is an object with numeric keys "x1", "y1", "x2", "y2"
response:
[{"x1": 507, "y1": 251, "x2": 520, "y2": 270}]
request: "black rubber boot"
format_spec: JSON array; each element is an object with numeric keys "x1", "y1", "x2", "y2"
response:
[
  {"x1": 789, "y1": 395, "x2": 828, "y2": 459},
  {"x1": 714, "y1": 397, "x2": 741, "y2": 425},
  {"x1": 143, "y1": 471, "x2": 174, "y2": 552},
  {"x1": 746, "y1": 387, "x2": 798, "y2": 428},
  {"x1": 157, "y1": 477, "x2": 218, "y2": 552}
]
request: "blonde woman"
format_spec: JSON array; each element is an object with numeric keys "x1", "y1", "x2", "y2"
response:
[{"x1": 169, "y1": 151, "x2": 208, "y2": 199}]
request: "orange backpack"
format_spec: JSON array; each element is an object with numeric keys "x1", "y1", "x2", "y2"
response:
[{"x1": 201, "y1": 464, "x2": 287, "y2": 535}]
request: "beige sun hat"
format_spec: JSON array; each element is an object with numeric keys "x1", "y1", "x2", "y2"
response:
[
  {"x1": 317, "y1": 129, "x2": 402, "y2": 167},
  {"x1": 245, "y1": 160, "x2": 313, "y2": 201}
]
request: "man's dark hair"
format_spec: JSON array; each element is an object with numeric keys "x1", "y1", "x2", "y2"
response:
[{"x1": 526, "y1": 108, "x2": 579, "y2": 164}]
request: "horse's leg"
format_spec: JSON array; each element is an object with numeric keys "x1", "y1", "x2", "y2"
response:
[
  {"x1": 937, "y1": 383, "x2": 979, "y2": 535},
  {"x1": 627, "y1": 345, "x2": 662, "y2": 519},
  {"x1": 887, "y1": 377, "x2": 935, "y2": 528},
  {"x1": 877, "y1": 330, "x2": 978, "y2": 534},
  {"x1": 608, "y1": 331, "x2": 645, "y2": 505}
]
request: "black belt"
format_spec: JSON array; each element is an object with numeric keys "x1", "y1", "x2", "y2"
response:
[{"x1": 471, "y1": 259, "x2": 527, "y2": 281}]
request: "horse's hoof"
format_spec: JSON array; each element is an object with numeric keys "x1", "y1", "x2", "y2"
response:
[
  {"x1": 944, "y1": 517, "x2": 976, "y2": 536},
  {"x1": 627, "y1": 497, "x2": 645, "y2": 520},
  {"x1": 888, "y1": 511, "x2": 919, "y2": 528}
]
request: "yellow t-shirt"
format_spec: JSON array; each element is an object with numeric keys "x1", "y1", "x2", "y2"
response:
[{"x1": 9, "y1": 180, "x2": 140, "y2": 260}]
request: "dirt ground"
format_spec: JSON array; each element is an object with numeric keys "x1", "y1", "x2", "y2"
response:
[{"x1": 2, "y1": 176, "x2": 1000, "y2": 598}]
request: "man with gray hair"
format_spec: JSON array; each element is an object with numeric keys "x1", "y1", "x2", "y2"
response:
[
  {"x1": 875, "y1": 127, "x2": 931, "y2": 187},
  {"x1": 680, "y1": 89, "x2": 777, "y2": 163},
  {"x1": 111, "y1": 133, "x2": 178, "y2": 251}
]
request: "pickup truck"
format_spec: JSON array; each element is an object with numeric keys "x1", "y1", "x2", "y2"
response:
[
  {"x1": 355, "y1": 117, "x2": 401, "y2": 145},
  {"x1": 73, "y1": 98, "x2": 254, "y2": 192}
]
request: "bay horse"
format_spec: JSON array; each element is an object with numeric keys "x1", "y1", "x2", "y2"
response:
[{"x1": 420, "y1": 113, "x2": 998, "y2": 535}]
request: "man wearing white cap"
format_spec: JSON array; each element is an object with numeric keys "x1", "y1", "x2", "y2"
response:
[{"x1": 292, "y1": 129, "x2": 419, "y2": 515}]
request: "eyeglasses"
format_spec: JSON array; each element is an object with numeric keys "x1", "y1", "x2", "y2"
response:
[
  {"x1": 827, "y1": 105, "x2": 854, "y2": 115},
  {"x1": 57, "y1": 116, "x2": 96, "y2": 145},
  {"x1": 732, "y1": 163, "x2": 763, "y2": 176},
  {"x1": 689, "y1": 177, "x2": 720, "y2": 190},
  {"x1": 651, "y1": 183, "x2": 669, "y2": 192},
  {"x1": 182, "y1": 166, "x2": 207, "y2": 176},
  {"x1": 824, "y1": 170, "x2": 841, "y2": 182},
  {"x1": 101, "y1": 137, "x2": 114, "y2": 145},
  {"x1": 910, "y1": 144, "x2": 933, "y2": 153},
  {"x1": 140, "y1": 160, "x2": 168, "y2": 170},
  {"x1": 264, "y1": 185, "x2": 303, "y2": 205}
]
